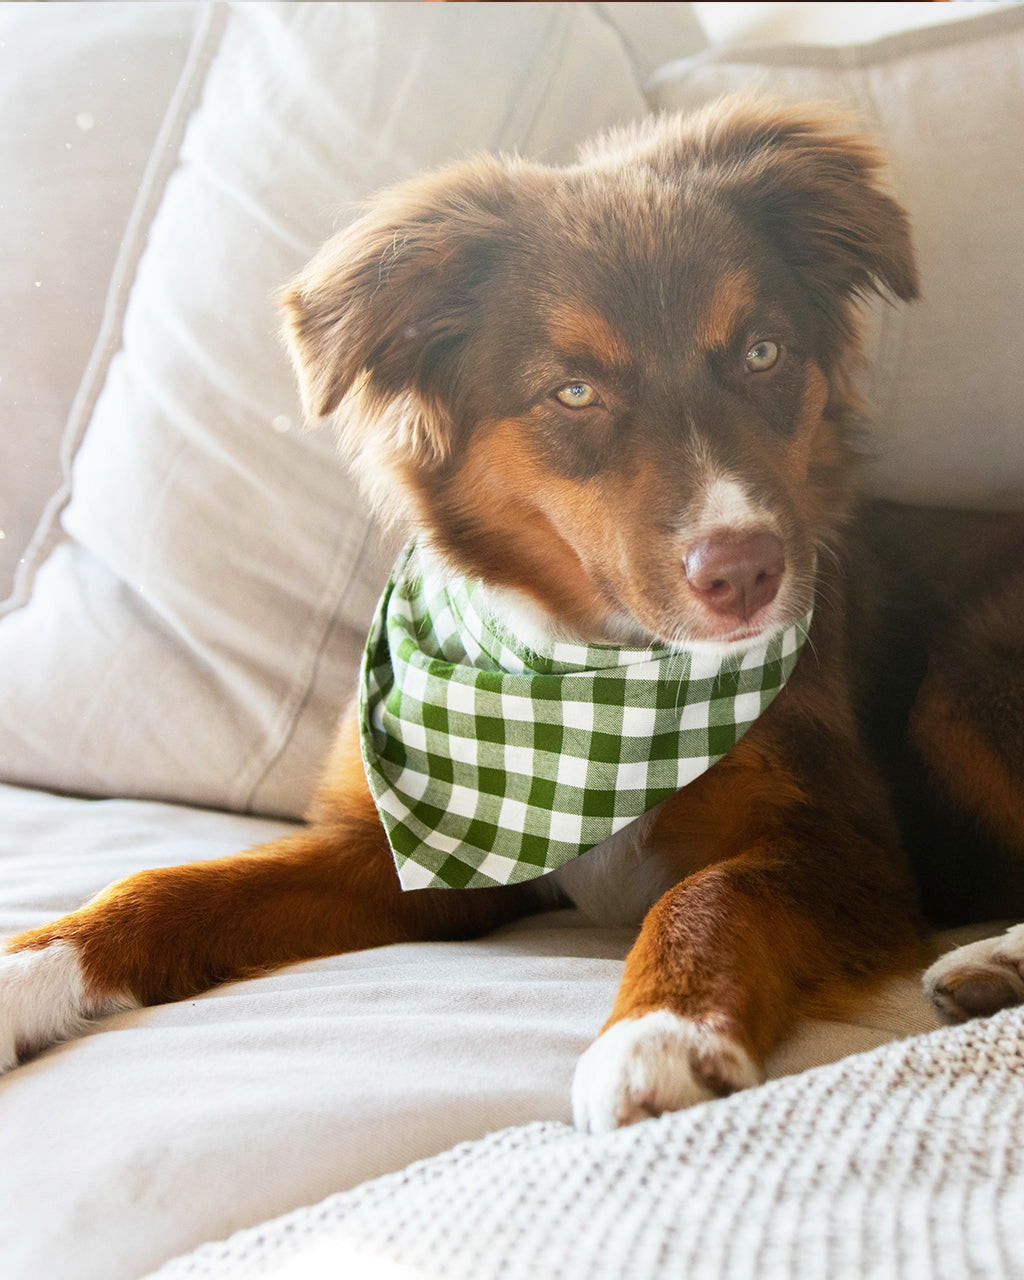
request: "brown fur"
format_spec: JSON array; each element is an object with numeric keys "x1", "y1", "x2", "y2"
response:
[
  {"x1": 911, "y1": 668, "x2": 1024, "y2": 853},
  {"x1": 7, "y1": 97, "x2": 1024, "y2": 1092}
]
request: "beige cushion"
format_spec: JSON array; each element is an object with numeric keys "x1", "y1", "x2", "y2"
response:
[
  {"x1": 0, "y1": 2, "x2": 213, "y2": 603},
  {"x1": 648, "y1": 5, "x2": 1024, "y2": 508},
  {"x1": 0, "y1": 782, "x2": 950, "y2": 1280},
  {"x1": 3, "y1": 4, "x2": 1020, "y2": 822},
  {"x1": 0, "y1": 2, "x2": 653, "y2": 817},
  {"x1": 145, "y1": 1002, "x2": 1024, "y2": 1280}
]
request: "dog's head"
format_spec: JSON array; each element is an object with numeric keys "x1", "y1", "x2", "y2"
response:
[{"x1": 282, "y1": 97, "x2": 917, "y2": 650}]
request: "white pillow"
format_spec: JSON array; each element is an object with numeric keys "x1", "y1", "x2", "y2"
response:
[
  {"x1": 0, "y1": 1, "x2": 212, "y2": 603},
  {"x1": 0, "y1": 2, "x2": 658, "y2": 818},
  {"x1": 646, "y1": 6, "x2": 1024, "y2": 508}
]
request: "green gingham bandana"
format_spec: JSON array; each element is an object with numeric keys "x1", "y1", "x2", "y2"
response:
[{"x1": 360, "y1": 543, "x2": 811, "y2": 891}]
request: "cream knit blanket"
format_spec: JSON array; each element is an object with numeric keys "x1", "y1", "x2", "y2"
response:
[{"x1": 150, "y1": 1006, "x2": 1024, "y2": 1280}]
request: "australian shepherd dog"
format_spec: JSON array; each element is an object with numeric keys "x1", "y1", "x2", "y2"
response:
[{"x1": 4, "y1": 97, "x2": 1023, "y2": 1131}]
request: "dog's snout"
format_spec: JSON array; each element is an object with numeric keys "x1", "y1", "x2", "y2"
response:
[{"x1": 684, "y1": 530, "x2": 785, "y2": 622}]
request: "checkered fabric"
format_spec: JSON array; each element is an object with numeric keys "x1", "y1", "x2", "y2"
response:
[{"x1": 360, "y1": 543, "x2": 811, "y2": 891}]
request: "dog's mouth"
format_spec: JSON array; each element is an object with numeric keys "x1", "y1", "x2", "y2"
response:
[
  {"x1": 630, "y1": 566, "x2": 816, "y2": 657},
  {"x1": 664, "y1": 609, "x2": 797, "y2": 657},
  {"x1": 598, "y1": 587, "x2": 808, "y2": 656},
  {"x1": 714, "y1": 621, "x2": 777, "y2": 647}
]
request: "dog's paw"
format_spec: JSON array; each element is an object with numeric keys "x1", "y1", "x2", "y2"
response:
[
  {"x1": 924, "y1": 924, "x2": 1024, "y2": 1024},
  {"x1": 571, "y1": 1009, "x2": 761, "y2": 1133},
  {"x1": 0, "y1": 941, "x2": 137, "y2": 1074}
]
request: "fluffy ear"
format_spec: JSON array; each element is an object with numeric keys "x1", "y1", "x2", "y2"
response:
[
  {"x1": 704, "y1": 98, "x2": 916, "y2": 288},
  {"x1": 591, "y1": 96, "x2": 919, "y2": 362},
  {"x1": 280, "y1": 155, "x2": 529, "y2": 465}
]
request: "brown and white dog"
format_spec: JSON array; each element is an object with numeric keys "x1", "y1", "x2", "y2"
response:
[{"x1": 3, "y1": 98, "x2": 1023, "y2": 1130}]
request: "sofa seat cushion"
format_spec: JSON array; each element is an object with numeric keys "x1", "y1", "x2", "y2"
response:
[{"x1": 0, "y1": 781, "x2": 954, "y2": 1280}]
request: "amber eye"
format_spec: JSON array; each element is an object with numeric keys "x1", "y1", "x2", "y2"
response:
[
  {"x1": 554, "y1": 381, "x2": 601, "y2": 409},
  {"x1": 745, "y1": 340, "x2": 780, "y2": 373}
]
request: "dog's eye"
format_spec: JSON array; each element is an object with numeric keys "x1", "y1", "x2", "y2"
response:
[
  {"x1": 745, "y1": 341, "x2": 780, "y2": 374},
  {"x1": 554, "y1": 381, "x2": 601, "y2": 409}
]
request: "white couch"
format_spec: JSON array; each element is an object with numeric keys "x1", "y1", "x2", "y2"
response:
[{"x1": 2, "y1": 5, "x2": 1023, "y2": 1278}]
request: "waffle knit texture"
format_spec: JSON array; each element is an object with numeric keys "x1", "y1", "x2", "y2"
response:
[{"x1": 149, "y1": 1006, "x2": 1024, "y2": 1279}]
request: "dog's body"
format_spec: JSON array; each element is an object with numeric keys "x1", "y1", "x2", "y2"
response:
[{"x1": 3, "y1": 99, "x2": 1023, "y2": 1129}]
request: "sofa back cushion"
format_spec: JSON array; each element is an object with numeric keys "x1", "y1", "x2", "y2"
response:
[
  {"x1": 0, "y1": 1, "x2": 209, "y2": 601},
  {"x1": 1, "y1": 4, "x2": 1022, "y2": 819},
  {"x1": 0, "y1": 3, "x2": 652, "y2": 817}
]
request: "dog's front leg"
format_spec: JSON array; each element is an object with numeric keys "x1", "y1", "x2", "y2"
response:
[
  {"x1": 572, "y1": 849, "x2": 919, "y2": 1132},
  {"x1": 572, "y1": 735, "x2": 924, "y2": 1132},
  {"x1": 0, "y1": 720, "x2": 536, "y2": 1073}
]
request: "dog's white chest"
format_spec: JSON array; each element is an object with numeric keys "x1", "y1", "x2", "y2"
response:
[{"x1": 546, "y1": 802, "x2": 681, "y2": 927}]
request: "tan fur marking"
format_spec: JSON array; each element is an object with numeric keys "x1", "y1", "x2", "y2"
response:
[
  {"x1": 545, "y1": 304, "x2": 631, "y2": 369},
  {"x1": 695, "y1": 271, "x2": 755, "y2": 349},
  {"x1": 781, "y1": 362, "x2": 859, "y2": 526},
  {"x1": 441, "y1": 424, "x2": 607, "y2": 628}
]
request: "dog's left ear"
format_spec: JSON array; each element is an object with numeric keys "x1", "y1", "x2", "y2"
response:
[
  {"x1": 702, "y1": 99, "x2": 920, "y2": 366},
  {"x1": 280, "y1": 155, "x2": 530, "y2": 467},
  {"x1": 712, "y1": 100, "x2": 917, "y2": 291},
  {"x1": 594, "y1": 97, "x2": 919, "y2": 361}
]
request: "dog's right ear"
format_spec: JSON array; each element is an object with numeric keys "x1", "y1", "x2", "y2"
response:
[{"x1": 281, "y1": 156, "x2": 527, "y2": 468}]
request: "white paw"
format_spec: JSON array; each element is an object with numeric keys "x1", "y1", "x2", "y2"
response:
[
  {"x1": 0, "y1": 941, "x2": 137, "y2": 1073},
  {"x1": 924, "y1": 923, "x2": 1024, "y2": 1024},
  {"x1": 571, "y1": 1009, "x2": 761, "y2": 1134}
]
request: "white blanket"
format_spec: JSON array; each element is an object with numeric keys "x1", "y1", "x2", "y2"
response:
[
  {"x1": 148, "y1": 1004, "x2": 1024, "y2": 1279},
  {"x1": 0, "y1": 782, "x2": 963, "y2": 1280}
]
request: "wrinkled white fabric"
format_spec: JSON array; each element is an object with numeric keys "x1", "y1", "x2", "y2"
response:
[
  {"x1": 147, "y1": 1006, "x2": 1024, "y2": 1280},
  {"x1": 0, "y1": 2, "x2": 649, "y2": 819},
  {"x1": 0, "y1": 783, "x2": 954, "y2": 1280}
]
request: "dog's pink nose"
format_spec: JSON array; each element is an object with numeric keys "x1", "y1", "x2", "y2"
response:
[{"x1": 684, "y1": 531, "x2": 785, "y2": 621}]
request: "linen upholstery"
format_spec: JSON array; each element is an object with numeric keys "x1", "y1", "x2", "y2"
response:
[
  {"x1": 145, "y1": 1004, "x2": 1024, "y2": 1280},
  {"x1": 0, "y1": 2, "x2": 649, "y2": 818},
  {"x1": 0, "y1": 2, "x2": 210, "y2": 602},
  {"x1": 0, "y1": 782, "x2": 949, "y2": 1280}
]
